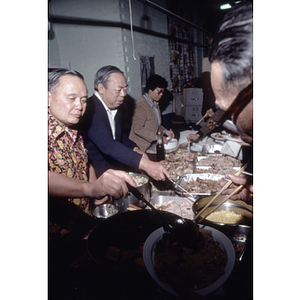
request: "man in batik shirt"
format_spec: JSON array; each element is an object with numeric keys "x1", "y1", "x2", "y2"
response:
[{"x1": 48, "y1": 69, "x2": 135, "y2": 242}]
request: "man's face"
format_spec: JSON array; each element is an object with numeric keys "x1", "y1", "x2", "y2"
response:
[
  {"x1": 48, "y1": 75, "x2": 88, "y2": 127},
  {"x1": 211, "y1": 61, "x2": 253, "y2": 145},
  {"x1": 148, "y1": 87, "x2": 165, "y2": 102},
  {"x1": 98, "y1": 72, "x2": 128, "y2": 110}
]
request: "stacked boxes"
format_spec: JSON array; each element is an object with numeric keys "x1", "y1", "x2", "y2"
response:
[{"x1": 183, "y1": 88, "x2": 203, "y2": 123}]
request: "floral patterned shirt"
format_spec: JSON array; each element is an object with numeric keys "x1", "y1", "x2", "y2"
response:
[{"x1": 48, "y1": 113, "x2": 92, "y2": 241}]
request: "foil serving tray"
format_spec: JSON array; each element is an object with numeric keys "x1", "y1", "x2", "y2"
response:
[{"x1": 177, "y1": 173, "x2": 224, "y2": 196}]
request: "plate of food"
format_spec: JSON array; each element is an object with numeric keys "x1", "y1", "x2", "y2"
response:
[
  {"x1": 143, "y1": 224, "x2": 235, "y2": 297},
  {"x1": 211, "y1": 132, "x2": 243, "y2": 143}
]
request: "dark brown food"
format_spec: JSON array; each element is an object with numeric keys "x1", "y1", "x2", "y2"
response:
[
  {"x1": 181, "y1": 177, "x2": 222, "y2": 194},
  {"x1": 154, "y1": 221, "x2": 227, "y2": 291}
]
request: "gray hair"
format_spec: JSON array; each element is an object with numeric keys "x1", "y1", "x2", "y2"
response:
[
  {"x1": 94, "y1": 65, "x2": 124, "y2": 91},
  {"x1": 48, "y1": 68, "x2": 84, "y2": 92},
  {"x1": 209, "y1": 1, "x2": 253, "y2": 87}
]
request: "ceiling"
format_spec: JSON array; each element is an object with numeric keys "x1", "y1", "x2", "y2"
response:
[{"x1": 164, "y1": 0, "x2": 240, "y2": 35}]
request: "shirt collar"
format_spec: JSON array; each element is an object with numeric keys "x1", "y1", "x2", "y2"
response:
[
  {"x1": 144, "y1": 93, "x2": 159, "y2": 108},
  {"x1": 48, "y1": 113, "x2": 78, "y2": 144},
  {"x1": 94, "y1": 91, "x2": 118, "y2": 118},
  {"x1": 144, "y1": 93, "x2": 154, "y2": 107}
]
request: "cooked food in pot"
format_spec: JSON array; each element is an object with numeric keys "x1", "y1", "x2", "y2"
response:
[
  {"x1": 206, "y1": 210, "x2": 244, "y2": 224},
  {"x1": 131, "y1": 175, "x2": 148, "y2": 187},
  {"x1": 154, "y1": 221, "x2": 227, "y2": 291}
]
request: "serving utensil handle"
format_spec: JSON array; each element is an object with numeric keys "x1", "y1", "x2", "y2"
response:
[{"x1": 126, "y1": 183, "x2": 156, "y2": 211}]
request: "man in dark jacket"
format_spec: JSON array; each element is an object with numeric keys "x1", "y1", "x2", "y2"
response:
[{"x1": 81, "y1": 65, "x2": 171, "y2": 181}]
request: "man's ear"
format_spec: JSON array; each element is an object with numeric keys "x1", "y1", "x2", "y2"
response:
[
  {"x1": 48, "y1": 91, "x2": 52, "y2": 107},
  {"x1": 97, "y1": 83, "x2": 105, "y2": 95}
]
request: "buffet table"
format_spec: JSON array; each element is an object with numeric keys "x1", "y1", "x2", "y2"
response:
[{"x1": 49, "y1": 130, "x2": 253, "y2": 300}]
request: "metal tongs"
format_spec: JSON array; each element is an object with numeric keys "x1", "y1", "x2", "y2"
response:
[
  {"x1": 126, "y1": 183, "x2": 190, "y2": 233},
  {"x1": 165, "y1": 176, "x2": 196, "y2": 203}
]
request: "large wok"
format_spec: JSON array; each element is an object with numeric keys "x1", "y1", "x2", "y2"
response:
[{"x1": 87, "y1": 209, "x2": 183, "y2": 270}]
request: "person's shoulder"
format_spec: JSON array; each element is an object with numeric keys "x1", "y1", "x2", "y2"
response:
[
  {"x1": 137, "y1": 94, "x2": 146, "y2": 102},
  {"x1": 136, "y1": 95, "x2": 149, "y2": 107},
  {"x1": 89, "y1": 95, "x2": 104, "y2": 111},
  {"x1": 88, "y1": 93, "x2": 96, "y2": 100}
]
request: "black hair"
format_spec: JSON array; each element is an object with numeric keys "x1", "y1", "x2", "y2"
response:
[{"x1": 144, "y1": 74, "x2": 168, "y2": 93}]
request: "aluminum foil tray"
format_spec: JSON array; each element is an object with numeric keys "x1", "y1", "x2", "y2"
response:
[
  {"x1": 194, "y1": 156, "x2": 241, "y2": 174},
  {"x1": 194, "y1": 165, "x2": 240, "y2": 174},
  {"x1": 177, "y1": 173, "x2": 224, "y2": 196},
  {"x1": 202, "y1": 144, "x2": 223, "y2": 155}
]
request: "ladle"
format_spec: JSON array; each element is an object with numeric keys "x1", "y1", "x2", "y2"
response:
[{"x1": 126, "y1": 183, "x2": 191, "y2": 234}]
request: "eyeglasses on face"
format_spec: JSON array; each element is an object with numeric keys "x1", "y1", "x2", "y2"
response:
[{"x1": 155, "y1": 88, "x2": 164, "y2": 95}]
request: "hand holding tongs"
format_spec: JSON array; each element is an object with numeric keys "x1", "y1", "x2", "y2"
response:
[{"x1": 165, "y1": 176, "x2": 196, "y2": 202}]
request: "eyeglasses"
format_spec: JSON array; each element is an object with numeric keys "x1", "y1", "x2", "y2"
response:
[
  {"x1": 219, "y1": 82, "x2": 253, "y2": 124},
  {"x1": 155, "y1": 88, "x2": 164, "y2": 95}
]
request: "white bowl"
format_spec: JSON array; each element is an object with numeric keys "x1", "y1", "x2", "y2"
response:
[{"x1": 164, "y1": 138, "x2": 178, "y2": 150}]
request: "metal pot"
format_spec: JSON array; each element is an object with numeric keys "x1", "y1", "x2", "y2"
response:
[
  {"x1": 113, "y1": 172, "x2": 150, "y2": 212},
  {"x1": 193, "y1": 195, "x2": 253, "y2": 261},
  {"x1": 193, "y1": 195, "x2": 253, "y2": 225},
  {"x1": 92, "y1": 204, "x2": 119, "y2": 219}
]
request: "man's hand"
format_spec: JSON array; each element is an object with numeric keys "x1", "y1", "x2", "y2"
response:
[
  {"x1": 139, "y1": 157, "x2": 171, "y2": 181},
  {"x1": 220, "y1": 173, "x2": 253, "y2": 205},
  {"x1": 165, "y1": 130, "x2": 175, "y2": 139},
  {"x1": 88, "y1": 169, "x2": 136, "y2": 200},
  {"x1": 187, "y1": 133, "x2": 200, "y2": 143}
]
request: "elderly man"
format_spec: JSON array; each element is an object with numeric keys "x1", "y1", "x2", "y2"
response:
[
  {"x1": 188, "y1": 1, "x2": 253, "y2": 203},
  {"x1": 81, "y1": 65, "x2": 171, "y2": 181},
  {"x1": 48, "y1": 68, "x2": 136, "y2": 241}
]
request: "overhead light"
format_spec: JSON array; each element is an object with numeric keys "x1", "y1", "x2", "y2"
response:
[{"x1": 220, "y1": 3, "x2": 232, "y2": 10}]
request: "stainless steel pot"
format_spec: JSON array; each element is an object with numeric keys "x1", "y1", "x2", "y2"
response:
[
  {"x1": 92, "y1": 204, "x2": 119, "y2": 219},
  {"x1": 113, "y1": 172, "x2": 150, "y2": 212},
  {"x1": 193, "y1": 195, "x2": 253, "y2": 225},
  {"x1": 193, "y1": 195, "x2": 253, "y2": 261}
]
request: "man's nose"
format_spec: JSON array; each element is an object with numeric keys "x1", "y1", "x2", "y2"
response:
[
  {"x1": 75, "y1": 98, "x2": 84, "y2": 110},
  {"x1": 120, "y1": 88, "x2": 127, "y2": 97}
]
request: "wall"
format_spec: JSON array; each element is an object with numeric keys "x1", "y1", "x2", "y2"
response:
[
  {"x1": 49, "y1": 0, "x2": 171, "y2": 101},
  {"x1": 49, "y1": 0, "x2": 124, "y2": 96},
  {"x1": 119, "y1": 0, "x2": 170, "y2": 100}
]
